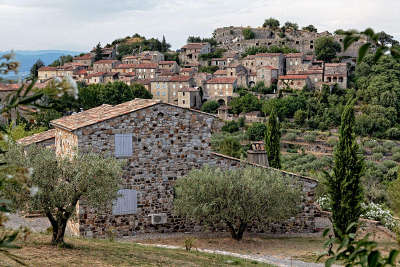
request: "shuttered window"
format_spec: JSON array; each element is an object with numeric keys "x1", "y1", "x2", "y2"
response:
[
  {"x1": 115, "y1": 134, "x2": 133, "y2": 157},
  {"x1": 112, "y1": 189, "x2": 137, "y2": 215}
]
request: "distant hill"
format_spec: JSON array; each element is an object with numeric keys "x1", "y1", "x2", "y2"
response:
[{"x1": 0, "y1": 50, "x2": 83, "y2": 79}]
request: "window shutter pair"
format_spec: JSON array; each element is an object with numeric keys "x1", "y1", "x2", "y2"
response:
[
  {"x1": 112, "y1": 189, "x2": 137, "y2": 215},
  {"x1": 115, "y1": 134, "x2": 133, "y2": 157}
]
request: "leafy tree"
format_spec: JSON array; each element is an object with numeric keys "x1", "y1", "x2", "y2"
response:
[
  {"x1": 174, "y1": 166, "x2": 301, "y2": 241},
  {"x1": 198, "y1": 65, "x2": 218, "y2": 74},
  {"x1": 218, "y1": 135, "x2": 242, "y2": 158},
  {"x1": 30, "y1": 59, "x2": 44, "y2": 78},
  {"x1": 94, "y1": 42, "x2": 103, "y2": 61},
  {"x1": 4, "y1": 144, "x2": 124, "y2": 245},
  {"x1": 187, "y1": 36, "x2": 217, "y2": 47},
  {"x1": 242, "y1": 28, "x2": 255, "y2": 40},
  {"x1": 229, "y1": 93, "x2": 261, "y2": 115},
  {"x1": 246, "y1": 122, "x2": 267, "y2": 141},
  {"x1": 265, "y1": 109, "x2": 281, "y2": 169},
  {"x1": 388, "y1": 176, "x2": 400, "y2": 216},
  {"x1": 242, "y1": 45, "x2": 298, "y2": 57},
  {"x1": 201, "y1": 100, "x2": 219, "y2": 114},
  {"x1": 315, "y1": 36, "x2": 341, "y2": 62},
  {"x1": 326, "y1": 99, "x2": 364, "y2": 238},
  {"x1": 49, "y1": 55, "x2": 73, "y2": 67},
  {"x1": 262, "y1": 18, "x2": 280, "y2": 29},
  {"x1": 160, "y1": 35, "x2": 170, "y2": 52},
  {"x1": 222, "y1": 121, "x2": 240, "y2": 133},
  {"x1": 302, "y1": 25, "x2": 317, "y2": 33},
  {"x1": 283, "y1": 22, "x2": 299, "y2": 31},
  {"x1": 32, "y1": 109, "x2": 62, "y2": 129}
]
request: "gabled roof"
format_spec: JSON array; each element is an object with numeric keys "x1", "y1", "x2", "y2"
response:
[
  {"x1": 86, "y1": 72, "x2": 106, "y2": 78},
  {"x1": 38, "y1": 66, "x2": 57, "y2": 71},
  {"x1": 279, "y1": 75, "x2": 309, "y2": 80},
  {"x1": 134, "y1": 63, "x2": 158, "y2": 69},
  {"x1": 170, "y1": 75, "x2": 192, "y2": 82},
  {"x1": 17, "y1": 129, "x2": 56, "y2": 146},
  {"x1": 159, "y1": 61, "x2": 177, "y2": 65},
  {"x1": 254, "y1": 53, "x2": 282, "y2": 58},
  {"x1": 182, "y1": 43, "x2": 209, "y2": 49},
  {"x1": 214, "y1": 70, "x2": 227, "y2": 75},
  {"x1": 285, "y1": 53, "x2": 304, "y2": 58},
  {"x1": 206, "y1": 77, "x2": 237, "y2": 84},
  {"x1": 74, "y1": 54, "x2": 93, "y2": 60},
  {"x1": 93, "y1": 60, "x2": 119, "y2": 64}
]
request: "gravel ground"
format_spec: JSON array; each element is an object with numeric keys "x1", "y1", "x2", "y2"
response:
[
  {"x1": 4, "y1": 213, "x2": 50, "y2": 233},
  {"x1": 135, "y1": 243, "x2": 340, "y2": 267}
]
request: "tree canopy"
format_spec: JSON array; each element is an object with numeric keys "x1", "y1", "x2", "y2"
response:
[
  {"x1": 242, "y1": 28, "x2": 255, "y2": 40},
  {"x1": 263, "y1": 18, "x2": 280, "y2": 28},
  {"x1": 315, "y1": 36, "x2": 341, "y2": 62}
]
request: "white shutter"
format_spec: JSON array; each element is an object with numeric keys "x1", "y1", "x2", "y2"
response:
[
  {"x1": 112, "y1": 189, "x2": 137, "y2": 215},
  {"x1": 115, "y1": 134, "x2": 132, "y2": 157}
]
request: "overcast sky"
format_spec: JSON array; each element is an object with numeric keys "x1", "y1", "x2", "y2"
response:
[{"x1": 1, "y1": 0, "x2": 399, "y2": 52}]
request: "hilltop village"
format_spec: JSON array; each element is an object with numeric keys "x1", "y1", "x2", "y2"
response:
[{"x1": 34, "y1": 25, "x2": 364, "y2": 117}]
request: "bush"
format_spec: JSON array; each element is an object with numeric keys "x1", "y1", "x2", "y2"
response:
[
  {"x1": 372, "y1": 152, "x2": 384, "y2": 161},
  {"x1": 372, "y1": 145, "x2": 385, "y2": 154},
  {"x1": 201, "y1": 100, "x2": 219, "y2": 114},
  {"x1": 364, "y1": 139, "x2": 378, "y2": 148},
  {"x1": 174, "y1": 166, "x2": 302, "y2": 241},
  {"x1": 382, "y1": 160, "x2": 398, "y2": 170},
  {"x1": 294, "y1": 110, "x2": 307, "y2": 125},
  {"x1": 246, "y1": 122, "x2": 267, "y2": 141},
  {"x1": 383, "y1": 140, "x2": 396, "y2": 150},
  {"x1": 284, "y1": 132, "x2": 297, "y2": 141},
  {"x1": 242, "y1": 28, "x2": 255, "y2": 40},
  {"x1": 303, "y1": 133, "x2": 316, "y2": 143},
  {"x1": 327, "y1": 137, "x2": 338, "y2": 147},
  {"x1": 392, "y1": 146, "x2": 400, "y2": 154},
  {"x1": 386, "y1": 127, "x2": 400, "y2": 140},
  {"x1": 392, "y1": 152, "x2": 400, "y2": 162},
  {"x1": 362, "y1": 202, "x2": 399, "y2": 231},
  {"x1": 222, "y1": 121, "x2": 239, "y2": 133},
  {"x1": 238, "y1": 117, "x2": 245, "y2": 128}
]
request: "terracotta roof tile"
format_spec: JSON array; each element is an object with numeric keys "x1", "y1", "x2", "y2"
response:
[
  {"x1": 17, "y1": 129, "x2": 56, "y2": 146},
  {"x1": 159, "y1": 61, "x2": 177, "y2": 65},
  {"x1": 169, "y1": 75, "x2": 192, "y2": 82},
  {"x1": 182, "y1": 43, "x2": 209, "y2": 49},
  {"x1": 285, "y1": 53, "x2": 304, "y2": 58},
  {"x1": 114, "y1": 64, "x2": 136, "y2": 69},
  {"x1": 51, "y1": 100, "x2": 160, "y2": 131},
  {"x1": 279, "y1": 75, "x2": 309, "y2": 80},
  {"x1": 93, "y1": 60, "x2": 119, "y2": 64},
  {"x1": 38, "y1": 66, "x2": 57, "y2": 71},
  {"x1": 214, "y1": 70, "x2": 226, "y2": 75},
  {"x1": 206, "y1": 77, "x2": 237, "y2": 84},
  {"x1": 134, "y1": 63, "x2": 158, "y2": 69},
  {"x1": 74, "y1": 54, "x2": 93, "y2": 60}
]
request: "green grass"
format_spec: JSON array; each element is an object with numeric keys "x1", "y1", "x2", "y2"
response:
[{"x1": 1, "y1": 233, "x2": 276, "y2": 266}]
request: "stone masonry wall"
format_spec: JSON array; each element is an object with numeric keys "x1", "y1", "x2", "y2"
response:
[{"x1": 64, "y1": 103, "x2": 318, "y2": 238}]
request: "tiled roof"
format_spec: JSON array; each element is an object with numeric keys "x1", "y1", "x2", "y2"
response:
[
  {"x1": 211, "y1": 58, "x2": 226, "y2": 61},
  {"x1": 134, "y1": 63, "x2": 158, "y2": 69},
  {"x1": 182, "y1": 43, "x2": 208, "y2": 49},
  {"x1": 74, "y1": 54, "x2": 93, "y2": 60},
  {"x1": 17, "y1": 129, "x2": 56, "y2": 146},
  {"x1": 51, "y1": 99, "x2": 160, "y2": 131},
  {"x1": 0, "y1": 83, "x2": 20, "y2": 91},
  {"x1": 38, "y1": 66, "x2": 57, "y2": 71},
  {"x1": 74, "y1": 69, "x2": 87, "y2": 75},
  {"x1": 206, "y1": 77, "x2": 237, "y2": 84},
  {"x1": 93, "y1": 60, "x2": 119, "y2": 64},
  {"x1": 285, "y1": 53, "x2": 303, "y2": 58},
  {"x1": 159, "y1": 61, "x2": 176, "y2": 65},
  {"x1": 122, "y1": 55, "x2": 139, "y2": 60},
  {"x1": 254, "y1": 53, "x2": 282, "y2": 57},
  {"x1": 178, "y1": 87, "x2": 199, "y2": 92},
  {"x1": 170, "y1": 75, "x2": 192, "y2": 82},
  {"x1": 214, "y1": 70, "x2": 226, "y2": 75},
  {"x1": 86, "y1": 72, "x2": 106, "y2": 78},
  {"x1": 114, "y1": 64, "x2": 136, "y2": 69},
  {"x1": 279, "y1": 75, "x2": 309, "y2": 80},
  {"x1": 325, "y1": 63, "x2": 347, "y2": 67},
  {"x1": 180, "y1": 68, "x2": 195, "y2": 72},
  {"x1": 104, "y1": 72, "x2": 119, "y2": 77}
]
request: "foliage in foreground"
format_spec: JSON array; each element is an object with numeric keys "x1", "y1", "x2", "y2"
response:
[
  {"x1": 265, "y1": 109, "x2": 281, "y2": 169},
  {"x1": 174, "y1": 166, "x2": 302, "y2": 241},
  {"x1": 3, "y1": 144, "x2": 124, "y2": 245}
]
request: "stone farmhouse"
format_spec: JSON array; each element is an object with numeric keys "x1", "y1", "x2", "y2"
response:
[
  {"x1": 93, "y1": 60, "x2": 121, "y2": 73},
  {"x1": 73, "y1": 54, "x2": 95, "y2": 66},
  {"x1": 177, "y1": 87, "x2": 202, "y2": 109},
  {"x1": 179, "y1": 43, "x2": 211, "y2": 66},
  {"x1": 19, "y1": 98, "x2": 319, "y2": 238},
  {"x1": 150, "y1": 76, "x2": 195, "y2": 105},
  {"x1": 204, "y1": 77, "x2": 237, "y2": 105},
  {"x1": 278, "y1": 74, "x2": 312, "y2": 91}
]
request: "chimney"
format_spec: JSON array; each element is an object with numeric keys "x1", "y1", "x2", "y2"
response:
[{"x1": 247, "y1": 141, "x2": 269, "y2": 167}]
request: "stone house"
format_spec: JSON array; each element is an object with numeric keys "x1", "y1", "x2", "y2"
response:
[
  {"x1": 55, "y1": 65, "x2": 74, "y2": 78},
  {"x1": 112, "y1": 64, "x2": 136, "y2": 74},
  {"x1": 134, "y1": 63, "x2": 158, "y2": 80},
  {"x1": 278, "y1": 75, "x2": 312, "y2": 91},
  {"x1": 85, "y1": 72, "x2": 106, "y2": 84},
  {"x1": 28, "y1": 98, "x2": 319, "y2": 238},
  {"x1": 139, "y1": 51, "x2": 165, "y2": 62},
  {"x1": 179, "y1": 43, "x2": 211, "y2": 65},
  {"x1": 122, "y1": 56, "x2": 140, "y2": 65},
  {"x1": 256, "y1": 66, "x2": 278, "y2": 87},
  {"x1": 285, "y1": 53, "x2": 311, "y2": 73},
  {"x1": 223, "y1": 51, "x2": 239, "y2": 65},
  {"x1": 180, "y1": 68, "x2": 196, "y2": 76},
  {"x1": 324, "y1": 63, "x2": 348, "y2": 89},
  {"x1": 104, "y1": 72, "x2": 119, "y2": 83},
  {"x1": 177, "y1": 87, "x2": 202, "y2": 109},
  {"x1": 289, "y1": 69, "x2": 324, "y2": 90},
  {"x1": 210, "y1": 58, "x2": 227, "y2": 68},
  {"x1": 150, "y1": 76, "x2": 195, "y2": 104},
  {"x1": 38, "y1": 66, "x2": 57, "y2": 82},
  {"x1": 158, "y1": 61, "x2": 179, "y2": 73},
  {"x1": 73, "y1": 54, "x2": 94, "y2": 66},
  {"x1": 242, "y1": 55, "x2": 256, "y2": 72},
  {"x1": 204, "y1": 77, "x2": 237, "y2": 105},
  {"x1": 17, "y1": 129, "x2": 55, "y2": 148},
  {"x1": 213, "y1": 70, "x2": 226, "y2": 77},
  {"x1": 254, "y1": 53, "x2": 285, "y2": 75},
  {"x1": 93, "y1": 60, "x2": 121, "y2": 73},
  {"x1": 226, "y1": 63, "x2": 248, "y2": 88}
]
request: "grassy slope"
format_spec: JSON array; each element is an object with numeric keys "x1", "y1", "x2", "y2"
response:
[{"x1": 0, "y1": 233, "x2": 274, "y2": 267}]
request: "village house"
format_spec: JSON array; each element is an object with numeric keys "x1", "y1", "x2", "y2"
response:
[
  {"x1": 324, "y1": 63, "x2": 348, "y2": 89},
  {"x1": 150, "y1": 76, "x2": 195, "y2": 104},
  {"x1": 112, "y1": 64, "x2": 136, "y2": 74},
  {"x1": 15, "y1": 98, "x2": 318, "y2": 238},
  {"x1": 285, "y1": 53, "x2": 310, "y2": 73},
  {"x1": 134, "y1": 63, "x2": 158, "y2": 80},
  {"x1": 210, "y1": 58, "x2": 227, "y2": 68},
  {"x1": 158, "y1": 61, "x2": 179, "y2": 73},
  {"x1": 38, "y1": 66, "x2": 58, "y2": 82},
  {"x1": 242, "y1": 55, "x2": 256, "y2": 72},
  {"x1": 56, "y1": 65, "x2": 74, "y2": 78},
  {"x1": 122, "y1": 55, "x2": 140, "y2": 65},
  {"x1": 85, "y1": 72, "x2": 106, "y2": 84},
  {"x1": 179, "y1": 43, "x2": 211, "y2": 65},
  {"x1": 204, "y1": 77, "x2": 237, "y2": 105},
  {"x1": 177, "y1": 87, "x2": 202, "y2": 109},
  {"x1": 213, "y1": 69, "x2": 226, "y2": 77},
  {"x1": 103, "y1": 72, "x2": 119, "y2": 83},
  {"x1": 256, "y1": 66, "x2": 278, "y2": 87},
  {"x1": 254, "y1": 53, "x2": 285, "y2": 75},
  {"x1": 73, "y1": 54, "x2": 95, "y2": 66},
  {"x1": 180, "y1": 67, "x2": 196, "y2": 76},
  {"x1": 278, "y1": 74, "x2": 312, "y2": 91},
  {"x1": 139, "y1": 51, "x2": 165, "y2": 62},
  {"x1": 223, "y1": 51, "x2": 239, "y2": 65},
  {"x1": 91, "y1": 46, "x2": 117, "y2": 60},
  {"x1": 93, "y1": 60, "x2": 121, "y2": 73},
  {"x1": 289, "y1": 68, "x2": 324, "y2": 90},
  {"x1": 226, "y1": 63, "x2": 248, "y2": 87}
]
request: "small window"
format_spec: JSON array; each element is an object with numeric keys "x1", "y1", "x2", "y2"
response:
[
  {"x1": 112, "y1": 189, "x2": 137, "y2": 215},
  {"x1": 182, "y1": 100, "x2": 185, "y2": 104},
  {"x1": 115, "y1": 134, "x2": 133, "y2": 157}
]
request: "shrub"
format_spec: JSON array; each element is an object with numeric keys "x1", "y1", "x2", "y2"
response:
[
  {"x1": 238, "y1": 117, "x2": 245, "y2": 128},
  {"x1": 303, "y1": 133, "x2": 316, "y2": 143},
  {"x1": 392, "y1": 152, "x2": 400, "y2": 162},
  {"x1": 372, "y1": 145, "x2": 385, "y2": 154},
  {"x1": 242, "y1": 28, "x2": 255, "y2": 40},
  {"x1": 364, "y1": 139, "x2": 378, "y2": 148},
  {"x1": 392, "y1": 146, "x2": 400, "y2": 154},
  {"x1": 383, "y1": 140, "x2": 396, "y2": 150},
  {"x1": 294, "y1": 110, "x2": 307, "y2": 125},
  {"x1": 201, "y1": 100, "x2": 219, "y2": 114},
  {"x1": 362, "y1": 202, "x2": 399, "y2": 231},
  {"x1": 386, "y1": 127, "x2": 400, "y2": 140},
  {"x1": 382, "y1": 160, "x2": 398, "y2": 169},
  {"x1": 372, "y1": 152, "x2": 383, "y2": 161},
  {"x1": 174, "y1": 166, "x2": 302, "y2": 241},
  {"x1": 327, "y1": 137, "x2": 338, "y2": 147},
  {"x1": 222, "y1": 121, "x2": 239, "y2": 133},
  {"x1": 246, "y1": 122, "x2": 267, "y2": 141},
  {"x1": 284, "y1": 132, "x2": 297, "y2": 141}
]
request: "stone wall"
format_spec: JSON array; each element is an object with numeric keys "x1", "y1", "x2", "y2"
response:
[
  {"x1": 62, "y1": 103, "x2": 318, "y2": 238},
  {"x1": 55, "y1": 128, "x2": 78, "y2": 157}
]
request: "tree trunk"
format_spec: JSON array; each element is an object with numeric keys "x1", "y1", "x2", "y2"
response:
[
  {"x1": 51, "y1": 218, "x2": 68, "y2": 246},
  {"x1": 227, "y1": 222, "x2": 247, "y2": 241}
]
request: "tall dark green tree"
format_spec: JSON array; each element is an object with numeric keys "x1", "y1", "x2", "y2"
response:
[
  {"x1": 265, "y1": 109, "x2": 281, "y2": 169},
  {"x1": 94, "y1": 42, "x2": 103, "y2": 61},
  {"x1": 326, "y1": 99, "x2": 364, "y2": 238},
  {"x1": 315, "y1": 36, "x2": 341, "y2": 62},
  {"x1": 30, "y1": 59, "x2": 44, "y2": 78}
]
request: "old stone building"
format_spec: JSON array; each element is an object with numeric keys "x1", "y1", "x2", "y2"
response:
[
  {"x1": 179, "y1": 43, "x2": 211, "y2": 65},
  {"x1": 73, "y1": 54, "x2": 94, "y2": 66},
  {"x1": 85, "y1": 72, "x2": 106, "y2": 84},
  {"x1": 210, "y1": 58, "x2": 228, "y2": 68},
  {"x1": 256, "y1": 66, "x2": 278, "y2": 87},
  {"x1": 285, "y1": 53, "x2": 311, "y2": 73},
  {"x1": 324, "y1": 63, "x2": 348, "y2": 89},
  {"x1": 93, "y1": 60, "x2": 121, "y2": 73},
  {"x1": 150, "y1": 76, "x2": 195, "y2": 104},
  {"x1": 254, "y1": 53, "x2": 285, "y2": 75},
  {"x1": 122, "y1": 56, "x2": 140, "y2": 65},
  {"x1": 112, "y1": 64, "x2": 136, "y2": 74},
  {"x1": 24, "y1": 98, "x2": 319, "y2": 238},
  {"x1": 134, "y1": 63, "x2": 158, "y2": 80},
  {"x1": 158, "y1": 61, "x2": 179, "y2": 73},
  {"x1": 177, "y1": 87, "x2": 202, "y2": 109},
  {"x1": 38, "y1": 66, "x2": 58, "y2": 82},
  {"x1": 278, "y1": 74, "x2": 312, "y2": 91},
  {"x1": 226, "y1": 63, "x2": 248, "y2": 87},
  {"x1": 204, "y1": 77, "x2": 237, "y2": 105}
]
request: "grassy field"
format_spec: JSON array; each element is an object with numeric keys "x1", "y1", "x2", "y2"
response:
[{"x1": 0, "y1": 233, "x2": 275, "y2": 267}]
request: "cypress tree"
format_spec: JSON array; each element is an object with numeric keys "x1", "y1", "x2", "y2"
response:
[
  {"x1": 94, "y1": 43, "x2": 103, "y2": 61},
  {"x1": 265, "y1": 109, "x2": 281, "y2": 169},
  {"x1": 327, "y1": 99, "x2": 364, "y2": 238}
]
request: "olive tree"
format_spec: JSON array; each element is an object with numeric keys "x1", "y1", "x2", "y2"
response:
[
  {"x1": 4, "y1": 144, "x2": 124, "y2": 245},
  {"x1": 174, "y1": 166, "x2": 302, "y2": 241}
]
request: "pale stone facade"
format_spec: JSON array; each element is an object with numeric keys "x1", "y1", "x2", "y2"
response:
[
  {"x1": 278, "y1": 75, "x2": 312, "y2": 91},
  {"x1": 177, "y1": 88, "x2": 202, "y2": 109},
  {"x1": 179, "y1": 43, "x2": 211, "y2": 65},
  {"x1": 93, "y1": 60, "x2": 120, "y2": 73},
  {"x1": 204, "y1": 77, "x2": 237, "y2": 105}
]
